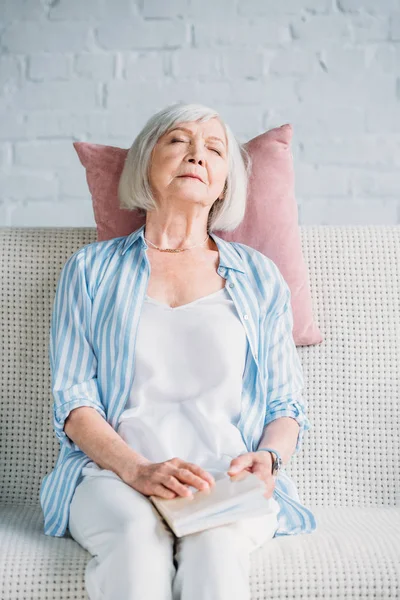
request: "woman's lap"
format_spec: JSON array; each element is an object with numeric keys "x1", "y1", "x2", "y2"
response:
[
  {"x1": 69, "y1": 474, "x2": 175, "y2": 558},
  {"x1": 69, "y1": 473, "x2": 279, "y2": 562}
]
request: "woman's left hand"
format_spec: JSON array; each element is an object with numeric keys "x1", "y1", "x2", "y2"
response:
[{"x1": 227, "y1": 452, "x2": 276, "y2": 500}]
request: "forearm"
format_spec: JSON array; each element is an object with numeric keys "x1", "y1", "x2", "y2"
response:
[
  {"x1": 257, "y1": 417, "x2": 300, "y2": 467},
  {"x1": 64, "y1": 406, "x2": 150, "y2": 481}
]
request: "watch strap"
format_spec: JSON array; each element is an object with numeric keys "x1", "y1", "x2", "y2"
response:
[{"x1": 257, "y1": 447, "x2": 282, "y2": 475}]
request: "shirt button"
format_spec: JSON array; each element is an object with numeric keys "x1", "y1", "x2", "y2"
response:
[
  {"x1": 243, "y1": 314, "x2": 248, "y2": 320},
  {"x1": 229, "y1": 283, "x2": 234, "y2": 288}
]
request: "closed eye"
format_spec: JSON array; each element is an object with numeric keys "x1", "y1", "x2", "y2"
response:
[{"x1": 171, "y1": 138, "x2": 222, "y2": 156}]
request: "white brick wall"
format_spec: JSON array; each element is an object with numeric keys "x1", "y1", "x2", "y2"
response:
[{"x1": 0, "y1": 0, "x2": 399, "y2": 226}]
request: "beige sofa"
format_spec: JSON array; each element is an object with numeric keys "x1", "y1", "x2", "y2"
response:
[{"x1": 0, "y1": 226, "x2": 399, "y2": 600}]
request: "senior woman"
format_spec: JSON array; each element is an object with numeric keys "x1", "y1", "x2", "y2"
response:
[{"x1": 40, "y1": 102, "x2": 316, "y2": 600}]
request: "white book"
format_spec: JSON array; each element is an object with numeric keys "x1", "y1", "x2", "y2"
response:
[{"x1": 149, "y1": 471, "x2": 276, "y2": 538}]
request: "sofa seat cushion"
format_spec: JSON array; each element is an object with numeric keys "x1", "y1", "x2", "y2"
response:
[
  {"x1": 1, "y1": 503, "x2": 399, "y2": 599},
  {"x1": 252, "y1": 505, "x2": 400, "y2": 599}
]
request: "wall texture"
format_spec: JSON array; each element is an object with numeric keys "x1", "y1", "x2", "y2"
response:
[{"x1": 0, "y1": 0, "x2": 399, "y2": 227}]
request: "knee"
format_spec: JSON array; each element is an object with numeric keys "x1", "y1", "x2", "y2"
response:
[
  {"x1": 121, "y1": 506, "x2": 174, "y2": 547},
  {"x1": 184, "y1": 525, "x2": 243, "y2": 558},
  {"x1": 115, "y1": 487, "x2": 167, "y2": 533}
]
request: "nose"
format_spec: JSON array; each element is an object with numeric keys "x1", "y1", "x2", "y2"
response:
[
  {"x1": 188, "y1": 157, "x2": 203, "y2": 166},
  {"x1": 187, "y1": 140, "x2": 205, "y2": 166}
]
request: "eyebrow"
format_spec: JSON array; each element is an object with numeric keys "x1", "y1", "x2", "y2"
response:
[{"x1": 168, "y1": 127, "x2": 226, "y2": 148}]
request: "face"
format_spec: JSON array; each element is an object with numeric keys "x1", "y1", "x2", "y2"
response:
[{"x1": 148, "y1": 118, "x2": 229, "y2": 212}]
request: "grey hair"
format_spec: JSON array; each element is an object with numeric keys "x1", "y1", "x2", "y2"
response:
[{"x1": 118, "y1": 102, "x2": 252, "y2": 232}]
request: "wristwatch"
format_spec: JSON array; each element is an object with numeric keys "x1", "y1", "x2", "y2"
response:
[{"x1": 257, "y1": 447, "x2": 283, "y2": 476}]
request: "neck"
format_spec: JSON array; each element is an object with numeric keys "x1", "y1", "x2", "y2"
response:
[{"x1": 143, "y1": 220, "x2": 211, "y2": 251}]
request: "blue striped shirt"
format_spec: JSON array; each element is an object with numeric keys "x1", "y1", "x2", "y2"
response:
[{"x1": 40, "y1": 224, "x2": 317, "y2": 538}]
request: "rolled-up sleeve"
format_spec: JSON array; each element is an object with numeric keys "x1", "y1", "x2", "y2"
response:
[
  {"x1": 263, "y1": 269, "x2": 312, "y2": 455},
  {"x1": 49, "y1": 249, "x2": 106, "y2": 450}
]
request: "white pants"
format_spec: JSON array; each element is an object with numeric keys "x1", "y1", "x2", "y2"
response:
[{"x1": 69, "y1": 474, "x2": 280, "y2": 600}]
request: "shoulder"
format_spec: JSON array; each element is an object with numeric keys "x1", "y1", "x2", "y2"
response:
[
  {"x1": 59, "y1": 236, "x2": 127, "y2": 297},
  {"x1": 229, "y1": 240, "x2": 290, "y2": 311},
  {"x1": 63, "y1": 236, "x2": 125, "y2": 265},
  {"x1": 230, "y1": 240, "x2": 286, "y2": 285}
]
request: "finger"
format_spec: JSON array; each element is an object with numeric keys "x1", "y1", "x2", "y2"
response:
[
  {"x1": 263, "y1": 489, "x2": 274, "y2": 500},
  {"x1": 162, "y1": 474, "x2": 194, "y2": 498},
  {"x1": 153, "y1": 484, "x2": 179, "y2": 500},
  {"x1": 183, "y1": 463, "x2": 216, "y2": 487},
  {"x1": 264, "y1": 479, "x2": 277, "y2": 498},
  {"x1": 228, "y1": 466, "x2": 252, "y2": 480},
  {"x1": 228, "y1": 453, "x2": 255, "y2": 473},
  {"x1": 175, "y1": 467, "x2": 212, "y2": 491},
  {"x1": 227, "y1": 464, "x2": 247, "y2": 476}
]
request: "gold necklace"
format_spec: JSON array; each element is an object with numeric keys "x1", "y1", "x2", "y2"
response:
[{"x1": 144, "y1": 233, "x2": 210, "y2": 253}]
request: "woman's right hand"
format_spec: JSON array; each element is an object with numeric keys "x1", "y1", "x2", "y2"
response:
[{"x1": 123, "y1": 457, "x2": 216, "y2": 499}]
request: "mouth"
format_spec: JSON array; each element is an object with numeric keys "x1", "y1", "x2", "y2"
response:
[{"x1": 178, "y1": 175, "x2": 203, "y2": 183}]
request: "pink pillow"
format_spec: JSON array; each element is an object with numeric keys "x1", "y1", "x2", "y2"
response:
[{"x1": 73, "y1": 124, "x2": 323, "y2": 347}]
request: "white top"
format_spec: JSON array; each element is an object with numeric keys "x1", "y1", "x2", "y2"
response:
[{"x1": 82, "y1": 286, "x2": 250, "y2": 488}]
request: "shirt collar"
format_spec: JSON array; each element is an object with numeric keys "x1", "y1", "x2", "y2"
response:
[{"x1": 120, "y1": 224, "x2": 246, "y2": 274}]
